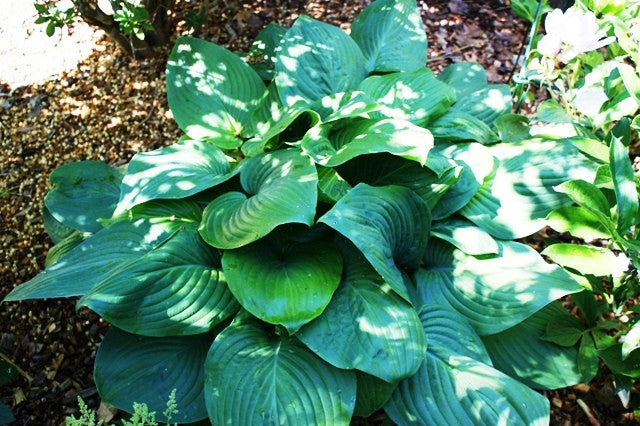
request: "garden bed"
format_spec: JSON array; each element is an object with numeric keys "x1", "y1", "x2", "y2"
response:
[{"x1": 0, "y1": 1, "x2": 636, "y2": 424}]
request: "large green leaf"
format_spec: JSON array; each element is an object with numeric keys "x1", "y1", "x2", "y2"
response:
[
  {"x1": 450, "y1": 84, "x2": 512, "y2": 125},
  {"x1": 44, "y1": 231, "x2": 86, "y2": 267},
  {"x1": 385, "y1": 304, "x2": 550, "y2": 426},
  {"x1": 221, "y1": 234, "x2": 342, "y2": 333},
  {"x1": 115, "y1": 138, "x2": 237, "y2": 214},
  {"x1": 336, "y1": 153, "x2": 460, "y2": 210},
  {"x1": 428, "y1": 110, "x2": 499, "y2": 144},
  {"x1": 204, "y1": 319, "x2": 356, "y2": 425},
  {"x1": 430, "y1": 142, "x2": 496, "y2": 220},
  {"x1": 79, "y1": 225, "x2": 238, "y2": 336},
  {"x1": 418, "y1": 305, "x2": 491, "y2": 364},
  {"x1": 430, "y1": 217, "x2": 499, "y2": 255},
  {"x1": 357, "y1": 69, "x2": 455, "y2": 125},
  {"x1": 610, "y1": 134, "x2": 639, "y2": 234},
  {"x1": 275, "y1": 15, "x2": 367, "y2": 106},
  {"x1": 247, "y1": 23, "x2": 287, "y2": 80},
  {"x1": 94, "y1": 327, "x2": 210, "y2": 423},
  {"x1": 460, "y1": 140, "x2": 599, "y2": 239},
  {"x1": 297, "y1": 244, "x2": 425, "y2": 382},
  {"x1": 320, "y1": 183, "x2": 431, "y2": 301},
  {"x1": 437, "y1": 62, "x2": 488, "y2": 98},
  {"x1": 482, "y1": 302, "x2": 582, "y2": 390},
  {"x1": 198, "y1": 149, "x2": 318, "y2": 249},
  {"x1": 416, "y1": 239, "x2": 582, "y2": 335},
  {"x1": 166, "y1": 37, "x2": 266, "y2": 148},
  {"x1": 541, "y1": 244, "x2": 619, "y2": 277},
  {"x1": 546, "y1": 206, "x2": 610, "y2": 241},
  {"x1": 350, "y1": 0, "x2": 427, "y2": 72},
  {"x1": 4, "y1": 218, "x2": 185, "y2": 300},
  {"x1": 301, "y1": 118, "x2": 433, "y2": 167},
  {"x1": 44, "y1": 161, "x2": 124, "y2": 233},
  {"x1": 354, "y1": 372, "x2": 397, "y2": 418}
]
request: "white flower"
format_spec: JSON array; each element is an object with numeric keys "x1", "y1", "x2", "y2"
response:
[
  {"x1": 538, "y1": 7, "x2": 616, "y2": 63},
  {"x1": 572, "y1": 87, "x2": 609, "y2": 117}
]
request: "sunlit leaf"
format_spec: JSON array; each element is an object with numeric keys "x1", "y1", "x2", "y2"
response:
[
  {"x1": 297, "y1": 244, "x2": 425, "y2": 382},
  {"x1": 276, "y1": 15, "x2": 367, "y2": 106},
  {"x1": 541, "y1": 244, "x2": 618, "y2": 277},
  {"x1": 350, "y1": 0, "x2": 427, "y2": 72},
  {"x1": 320, "y1": 183, "x2": 431, "y2": 301},
  {"x1": 115, "y1": 138, "x2": 237, "y2": 214},
  {"x1": 610, "y1": 134, "x2": 639, "y2": 234},
  {"x1": 357, "y1": 68, "x2": 455, "y2": 125},
  {"x1": 437, "y1": 62, "x2": 487, "y2": 98},
  {"x1": 461, "y1": 141, "x2": 599, "y2": 239},
  {"x1": 416, "y1": 239, "x2": 582, "y2": 335},
  {"x1": 166, "y1": 37, "x2": 267, "y2": 148},
  {"x1": 301, "y1": 118, "x2": 433, "y2": 167},
  {"x1": 44, "y1": 161, "x2": 124, "y2": 233}
]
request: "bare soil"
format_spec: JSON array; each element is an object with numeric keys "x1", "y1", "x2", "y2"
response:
[{"x1": 0, "y1": 1, "x2": 635, "y2": 424}]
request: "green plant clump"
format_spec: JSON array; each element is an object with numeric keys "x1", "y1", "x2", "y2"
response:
[{"x1": 5, "y1": 0, "x2": 607, "y2": 423}]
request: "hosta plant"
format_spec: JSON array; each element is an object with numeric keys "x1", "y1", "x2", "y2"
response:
[{"x1": 5, "y1": 0, "x2": 604, "y2": 423}]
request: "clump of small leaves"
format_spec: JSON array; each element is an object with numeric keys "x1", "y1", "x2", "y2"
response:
[{"x1": 7, "y1": 0, "x2": 605, "y2": 423}]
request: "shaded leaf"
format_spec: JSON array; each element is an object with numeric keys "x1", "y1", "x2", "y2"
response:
[
  {"x1": 222, "y1": 234, "x2": 342, "y2": 333},
  {"x1": 204, "y1": 319, "x2": 356, "y2": 424},
  {"x1": 95, "y1": 327, "x2": 211, "y2": 423}
]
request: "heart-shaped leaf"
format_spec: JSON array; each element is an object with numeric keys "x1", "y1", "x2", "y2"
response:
[
  {"x1": 437, "y1": 62, "x2": 488, "y2": 98},
  {"x1": 354, "y1": 372, "x2": 397, "y2": 418},
  {"x1": 301, "y1": 118, "x2": 433, "y2": 167},
  {"x1": 416, "y1": 239, "x2": 582, "y2": 335},
  {"x1": 357, "y1": 68, "x2": 455, "y2": 125},
  {"x1": 4, "y1": 218, "x2": 185, "y2": 300},
  {"x1": 79, "y1": 225, "x2": 239, "y2": 336},
  {"x1": 482, "y1": 302, "x2": 582, "y2": 390},
  {"x1": 222, "y1": 234, "x2": 342, "y2": 333},
  {"x1": 337, "y1": 153, "x2": 460, "y2": 211},
  {"x1": 384, "y1": 304, "x2": 550, "y2": 426},
  {"x1": 297, "y1": 244, "x2": 425, "y2": 382},
  {"x1": 428, "y1": 110, "x2": 499, "y2": 144},
  {"x1": 204, "y1": 319, "x2": 356, "y2": 425},
  {"x1": 461, "y1": 140, "x2": 599, "y2": 239},
  {"x1": 166, "y1": 37, "x2": 267, "y2": 148},
  {"x1": 44, "y1": 161, "x2": 124, "y2": 233},
  {"x1": 94, "y1": 327, "x2": 211, "y2": 423},
  {"x1": 430, "y1": 217, "x2": 499, "y2": 255},
  {"x1": 275, "y1": 15, "x2": 367, "y2": 106},
  {"x1": 199, "y1": 148, "x2": 318, "y2": 249},
  {"x1": 115, "y1": 138, "x2": 237, "y2": 214},
  {"x1": 350, "y1": 0, "x2": 427, "y2": 72},
  {"x1": 247, "y1": 23, "x2": 287, "y2": 80},
  {"x1": 320, "y1": 183, "x2": 431, "y2": 301}
]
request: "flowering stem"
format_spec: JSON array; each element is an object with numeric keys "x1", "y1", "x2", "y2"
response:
[{"x1": 514, "y1": 0, "x2": 547, "y2": 113}]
